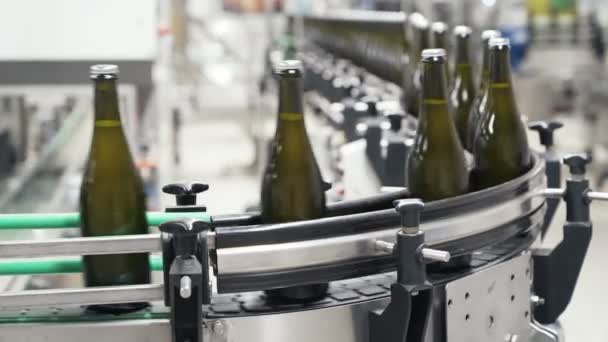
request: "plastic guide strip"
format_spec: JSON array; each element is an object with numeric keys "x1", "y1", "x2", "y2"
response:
[{"x1": 0, "y1": 212, "x2": 211, "y2": 229}]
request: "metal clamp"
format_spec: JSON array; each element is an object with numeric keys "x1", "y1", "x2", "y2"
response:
[
  {"x1": 529, "y1": 120, "x2": 563, "y2": 238},
  {"x1": 369, "y1": 199, "x2": 450, "y2": 342},
  {"x1": 533, "y1": 154, "x2": 592, "y2": 324},
  {"x1": 163, "y1": 182, "x2": 209, "y2": 212},
  {"x1": 159, "y1": 218, "x2": 213, "y2": 342}
]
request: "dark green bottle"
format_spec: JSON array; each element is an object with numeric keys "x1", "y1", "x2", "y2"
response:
[
  {"x1": 80, "y1": 65, "x2": 150, "y2": 312},
  {"x1": 466, "y1": 30, "x2": 501, "y2": 149},
  {"x1": 261, "y1": 60, "x2": 327, "y2": 302},
  {"x1": 403, "y1": 13, "x2": 430, "y2": 117},
  {"x1": 449, "y1": 25, "x2": 476, "y2": 149},
  {"x1": 473, "y1": 38, "x2": 531, "y2": 189},
  {"x1": 407, "y1": 49, "x2": 469, "y2": 201},
  {"x1": 431, "y1": 22, "x2": 451, "y2": 83}
]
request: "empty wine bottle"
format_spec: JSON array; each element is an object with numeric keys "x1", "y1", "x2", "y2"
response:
[
  {"x1": 467, "y1": 30, "x2": 501, "y2": 150},
  {"x1": 432, "y1": 22, "x2": 451, "y2": 83},
  {"x1": 403, "y1": 13, "x2": 430, "y2": 117},
  {"x1": 80, "y1": 65, "x2": 150, "y2": 313},
  {"x1": 261, "y1": 60, "x2": 327, "y2": 302},
  {"x1": 449, "y1": 25, "x2": 476, "y2": 148},
  {"x1": 407, "y1": 49, "x2": 469, "y2": 201},
  {"x1": 473, "y1": 38, "x2": 531, "y2": 189}
]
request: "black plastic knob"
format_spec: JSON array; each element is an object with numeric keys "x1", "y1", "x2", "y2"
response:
[
  {"x1": 563, "y1": 154, "x2": 592, "y2": 176},
  {"x1": 361, "y1": 95, "x2": 379, "y2": 117},
  {"x1": 386, "y1": 111, "x2": 405, "y2": 132},
  {"x1": 159, "y1": 219, "x2": 211, "y2": 256},
  {"x1": 162, "y1": 182, "x2": 209, "y2": 206},
  {"x1": 393, "y1": 198, "x2": 425, "y2": 228},
  {"x1": 528, "y1": 120, "x2": 563, "y2": 147}
]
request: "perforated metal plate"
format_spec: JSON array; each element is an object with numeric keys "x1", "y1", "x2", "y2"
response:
[{"x1": 445, "y1": 253, "x2": 533, "y2": 342}]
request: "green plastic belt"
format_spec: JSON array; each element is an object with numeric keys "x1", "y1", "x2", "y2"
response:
[
  {"x1": 0, "y1": 212, "x2": 210, "y2": 229},
  {"x1": 0, "y1": 256, "x2": 164, "y2": 276}
]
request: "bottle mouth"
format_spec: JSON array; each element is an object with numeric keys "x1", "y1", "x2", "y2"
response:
[
  {"x1": 90, "y1": 64, "x2": 119, "y2": 75},
  {"x1": 431, "y1": 22, "x2": 448, "y2": 34},
  {"x1": 275, "y1": 60, "x2": 303, "y2": 75},
  {"x1": 482, "y1": 30, "x2": 502, "y2": 41},
  {"x1": 421, "y1": 48, "x2": 446, "y2": 62},
  {"x1": 454, "y1": 25, "x2": 472, "y2": 38},
  {"x1": 489, "y1": 37, "x2": 511, "y2": 49}
]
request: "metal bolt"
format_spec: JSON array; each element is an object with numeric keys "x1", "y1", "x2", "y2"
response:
[
  {"x1": 540, "y1": 188, "x2": 565, "y2": 199},
  {"x1": 375, "y1": 240, "x2": 395, "y2": 254},
  {"x1": 505, "y1": 334, "x2": 518, "y2": 342},
  {"x1": 212, "y1": 320, "x2": 225, "y2": 336},
  {"x1": 421, "y1": 248, "x2": 451, "y2": 262},
  {"x1": 531, "y1": 295, "x2": 545, "y2": 306},
  {"x1": 180, "y1": 276, "x2": 192, "y2": 299}
]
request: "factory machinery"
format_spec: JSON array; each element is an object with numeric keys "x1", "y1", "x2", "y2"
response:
[{"x1": 0, "y1": 10, "x2": 606, "y2": 342}]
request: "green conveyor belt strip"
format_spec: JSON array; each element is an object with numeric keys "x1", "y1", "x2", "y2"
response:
[{"x1": 0, "y1": 211, "x2": 210, "y2": 229}]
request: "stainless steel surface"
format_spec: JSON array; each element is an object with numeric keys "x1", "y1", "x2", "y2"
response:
[
  {"x1": 217, "y1": 175, "x2": 545, "y2": 276},
  {"x1": 421, "y1": 248, "x2": 451, "y2": 263},
  {"x1": 530, "y1": 321, "x2": 560, "y2": 342},
  {"x1": 541, "y1": 188, "x2": 565, "y2": 199},
  {"x1": 0, "y1": 284, "x2": 163, "y2": 310},
  {"x1": 445, "y1": 253, "x2": 533, "y2": 342},
  {"x1": 0, "y1": 234, "x2": 161, "y2": 259},
  {"x1": 586, "y1": 191, "x2": 608, "y2": 201}
]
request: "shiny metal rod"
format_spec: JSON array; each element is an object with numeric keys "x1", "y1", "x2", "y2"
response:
[
  {"x1": 0, "y1": 234, "x2": 161, "y2": 258},
  {"x1": 0, "y1": 284, "x2": 164, "y2": 309},
  {"x1": 540, "y1": 188, "x2": 565, "y2": 199},
  {"x1": 421, "y1": 248, "x2": 451, "y2": 262},
  {"x1": 587, "y1": 191, "x2": 608, "y2": 201}
]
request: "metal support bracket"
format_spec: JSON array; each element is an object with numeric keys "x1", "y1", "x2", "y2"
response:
[
  {"x1": 160, "y1": 219, "x2": 213, "y2": 342},
  {"x1": 533, "y1": 154, "x2": 592, "y2": 324},
  {"x1": 369, "y1": 199, "x2": 449, "y2": 342}
]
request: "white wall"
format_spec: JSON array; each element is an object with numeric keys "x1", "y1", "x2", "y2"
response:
[{"x1": 0, "y1": 0, "x2": 157, "y2": 60}]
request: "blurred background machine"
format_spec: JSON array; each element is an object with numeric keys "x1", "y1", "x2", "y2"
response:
[{"x1": 1, "y1": 0, "x2": 608, "y2": 341}]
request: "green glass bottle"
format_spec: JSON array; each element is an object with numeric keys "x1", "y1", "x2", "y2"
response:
[
  {"x1": 449, "y1": 25, "x2": 476, "y2": 149},
  {"x1": 80, "y1": 65, "x2": 150, "y2": 312},
  {"x1": 261, "y1": 60, "x2": 327, "y2": 302},
  {"x1": 467, "y1": 30, "x2": 502, "y2": 149},
  {"x1": 473, "y1": 38, "x2": 531, "y2": 189},
  {"x1": 407, "y1": 49, "x2": 469, "y2": 201},
  {"x1": 431, "y1": 22, "x2": 451, "y2": 84},
  {"x1": 403, "y1": 13, "x2": 430, "y2": 117}
]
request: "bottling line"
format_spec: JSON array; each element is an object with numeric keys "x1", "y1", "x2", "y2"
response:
[{"x1": 0, "y1": 5, "x2": 607, "y2": 342}]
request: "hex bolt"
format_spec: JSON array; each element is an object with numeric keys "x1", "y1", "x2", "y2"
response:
[{"x1": 212, "y1": 320, "x2": 225, "y2": 336}]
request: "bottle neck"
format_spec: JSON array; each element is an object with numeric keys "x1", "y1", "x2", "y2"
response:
[
  {"x1": 277, "y1": 74, "x2": 305, "y2": 123},
  {"x1": 93, "y1": 77, "x2": 122, "y2": 124},
  {"x1": 480, "y1": 40, "x2": 492, "y2": 87},
  {"x1": 420, "y1": 60, "x2": 452, "y2": 137},
  {"x1": 489, "y1": 46, "x2": 514, "y2": 85},
  {"x1": 454, "y1": 36, "x2": 474, "y2": 89}
]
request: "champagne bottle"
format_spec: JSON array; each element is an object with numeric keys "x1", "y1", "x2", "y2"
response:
[
  {"x1": 473, "y1": 38, "x2": 531, "y2": 189},
  {"x1": 407, "y1": 49, "x2": 469, "y2": 201},
  {"x1": 449, "y1": 25, "x2": 476, "y2": 148},
  {"x1": 466, "y1": 30, "x2": 501, "y2": 150},
  {"x1": 80, "y1": 65, "x2": 150, "y2": 312},
  {"x1": 432, "y1": 22, "x2": 451, "y2": 84},
  {"x1": 261, "y1": 60, "x2": 327, "y2": 302},
  {"x1": 403, "y1": 13, "x2": 430, "y2": 117}
]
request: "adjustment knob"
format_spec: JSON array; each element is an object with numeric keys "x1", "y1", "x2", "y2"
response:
[
  {"x1": 528, "y1": 120, "x2": 563, "y2": 148},
  {"x1": 393, "y1": 198, "x2": 425, "y2": 231},
  {"x1": 386, "y1": 111, "x2": 405, "y2": 132},
  {"x1": 361, "y1": 95, "x2": 379, "y2": 117},
  {"x1": 159, "y1": 219, "x2": 211, "y2": 255},
  {"x1": 162, "y1": 182, "x2": 209, "y2": 206},
  {"x1": 563, "y1": 154, "x2": 592, "y2": 176}
]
